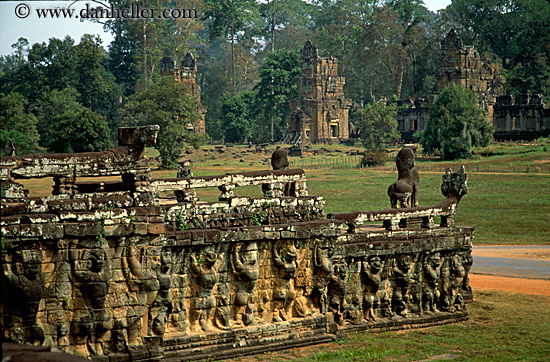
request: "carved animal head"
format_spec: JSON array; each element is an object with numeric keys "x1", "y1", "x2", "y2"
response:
[
  {"x1": 87, "y1": 249, "x2": 107, "y2": 272},
  {"x1": 428, "y1": 253, "x2": 441, "y2": 267},
  {"x1": 441, "y1": 166, "x2": 468, "y2": 200},
  {"x1": 368, "y1": 256, "x2": 382, "y2": 272},
  {"x1": 396, "y1": 148, "x2": 415, "y2": 171},
  {"x1": 204, "y1": 249, "x2": 217, "y2": 265},
  {"x1": 242, "y1": 242, "x2": 258, "y2": 265},
  {"x1": 271, "y1": 149, "x2": 289, "y2": 170}
]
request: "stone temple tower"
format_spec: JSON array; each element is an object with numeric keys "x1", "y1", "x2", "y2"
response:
[
  {"x1": 436, "y1": 29, "x2": 505, "y2": 122},
  {"x1": 160, "y1": 53, "x2": 207, "y2": 134},
  {"x1": 286, "y1": 41, "x2": 351, "y2": 144}
]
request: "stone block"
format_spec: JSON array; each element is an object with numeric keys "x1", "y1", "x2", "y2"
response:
[
  {"x1": 103, "y1": 224, "x2": 134, "y2": 237},
  {"x1": 64, "y1": 222, "x2": 100, "y2": 236},
  {"x1": 148, "y1": 223, "x2": 165, "y2": 234}
]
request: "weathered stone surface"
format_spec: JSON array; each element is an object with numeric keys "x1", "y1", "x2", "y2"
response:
[
  {"x1": 286, "y1": 41, "x2": 351, "y2": 144},
  {"x1": 1, "y1": 129, "x2": 474, "y2": 362}
]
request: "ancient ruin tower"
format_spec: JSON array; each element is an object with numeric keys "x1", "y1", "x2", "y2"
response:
[
  {"x1": 160, "y1": 53, "x2": 207, "y2": 133},
  {"x1": 436, "y1": 29, "x2": 506, "y2": 122},
  {"x1": 286, "y1": 41, "x2": 351, "y2": 144}
]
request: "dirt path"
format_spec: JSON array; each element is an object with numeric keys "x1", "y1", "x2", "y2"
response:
[
  {"x1": 473, "y1": 245, "x2": 550, "y2": 261},
  {"x1": 469, "y1": 274, "x2": 550, "y2": 296},
  {"x1": 471, "y1": 245, "x2": 550, "y2": 295}
]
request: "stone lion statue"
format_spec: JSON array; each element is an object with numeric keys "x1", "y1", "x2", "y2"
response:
[
  {"x1": 387, "y1": 148, "x2": 420, "y2": 208},
  {"x1": 271, "y1": 149, "x2": 289, "y2": 170}
]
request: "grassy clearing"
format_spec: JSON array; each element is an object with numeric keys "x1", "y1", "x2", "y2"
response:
[
  {"x1": 302, "y1": 169, "x2": 550, "y2": 245},
  {"x1": 228, "y1": 290, "x2": 550, "y2": 362}
]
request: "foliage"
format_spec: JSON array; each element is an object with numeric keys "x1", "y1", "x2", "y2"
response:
[
  {"x1": 254, "y1": 49, "x2": 301, "y2": 142},
  {"x1": 0, "y1": 92, "x2": 40, "y2": 156},
  {"x1": 0, "y1": 35, "x2": 120, "y2": 143},
  {"x1": 187, "y1": 132, "x2": 210, "y2": 149},
  {"x1": 361, "y1": 150, "x2": 388, "y2": 167},
  {"x1": 128, "y1": 76, "x2": 201, "y2": 168},
  {"x1": 35, "y1": 87, "x2": 111, "y2": 153},
  {"x1": 204, "y1": 0, "x2": 259, "y2": 94},
  {"x1": 258, "y1": 0, "x2": 314, "y2": 51},
  {"x1": 75, "y1": 34, "x2": 119, "y2": 119},
  {"x1": 357, "y1": 101, "x2": 400, "y2": 151},
  {"x1": 443, "y1": 0, "x2": 550, "y2": 100},
  {"x1": 220, "y1": 91, "x2": 256, "y2": 143},
  {"x1": 419, "y1": 83, "x2": 493, "y2": 160}
]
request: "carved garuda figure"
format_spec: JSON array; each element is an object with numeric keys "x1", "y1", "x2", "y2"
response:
[
  {"x1": 1, "y1": 250, "x2": 44, "y2": 345},
  {"x1": 190, "y1": 247, "x2": 220, "y2": 332},
  {"x1": 272, "y1": 240, "x2": 297, "y2": 322},
  {"x1": 230, "y1": 242, "x2": 259, "y2": 326},
  {"x1": 442, "y1": 166, "x2": 468, "y2": 201},
  {"x1": 388, "y1": 147, "x2": 420, "y2": 208}
]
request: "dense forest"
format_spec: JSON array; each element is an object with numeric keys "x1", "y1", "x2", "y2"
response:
[{"x1": 1, "y1": 0, "x2": 549, "y2": 161}]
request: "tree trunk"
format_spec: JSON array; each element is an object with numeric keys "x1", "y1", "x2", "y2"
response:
[
  {"x1": 143, "y1": 21, "x2": 147, "y2": 90},
  {"x1": 271, "y1": 12, "x2": 275, "y2": 52},
  {"x1": 396, "y1": 63, "x2": 404, "y2": 98},
  {"x1": 231, "y1": 26, "x2": 236, "y2": 95}
]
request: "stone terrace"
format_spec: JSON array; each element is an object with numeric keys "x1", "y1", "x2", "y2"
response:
[{"x1": 1, "y1": 126, "x2": 473, "y2": 362}]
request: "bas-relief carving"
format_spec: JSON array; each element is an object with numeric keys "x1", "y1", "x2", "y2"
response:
[
  {"x1": 230, "y1": 242, "x2": 259, "y2": 326},
  {"x1": 361, "y1": 256, "x2": 391, "y2": 321},
  {"x1": 190, "y1": 247, "x2": 220, "y2": 332},
  {"x1": 123, "y1": 242, "x2": 161, "y2": 343},
  {"x1": 0, "y1": 237, "x2": 473, "y2": 359},
  {"x1": 0, "y1": 126, "x2": 474, "y2": 361},
  {"x1": 423, "y1": 252, "x2": 442, "y2": 313},
  {"x1": 272, "y1": 240, "x2": 298, "y2": 322},
  {"x1": 1, "y1": 250, "x2": 45, "y2": 345},
  {"x1": 391, "y1": 255, "x2": 412, "y2": 317},
  {"x1": 312, "y1": 242, "x2": 334, "y2": 315},
  {"x1": 71, "y1": 248, "x2": 111, "y2": 355},
  {"x1": 151, "y1": 249, "x2": 173, "y2": 335},
  {"x1": 327, "y1": 260, "x2": 347, "y2": 325}
]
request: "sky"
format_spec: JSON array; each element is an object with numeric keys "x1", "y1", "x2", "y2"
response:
[{"x1": 0, "y1": 0, "x2": 452, "y2": 57}]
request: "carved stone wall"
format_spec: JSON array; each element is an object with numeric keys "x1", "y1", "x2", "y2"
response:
[
  {"x1": 1, "y1": 127, "x2": 474, "y2": 362},
  {"x1": 286, "y1": 41, "x2": 352, "y2": 144},
  {"x1": 493, "y1": 94, "x2": 550, "y2": 140},
  {"x1": 397, "y1": 29, "x2": 513, "y2": 141},
  {"x1": 160, "y1": 54, "x2": 207, "y2": 134},
  {"x1": 395, "y1": 99, "x2": 430, "y2": 142}
]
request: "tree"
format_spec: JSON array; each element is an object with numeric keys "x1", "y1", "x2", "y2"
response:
[
  {"x1": 47, "y1": 108, "x2": 111, "y2": 154},
  {"x1": 128, "y1": 76, "x2": 201, "y2": 168},
  {"x1": 442, "y1": 0, "x2": 550, "y2": 100},
  {"x1": 258, "y1": 0, "x2": 312, "y2": 51},
  {"x1": 0, "y1": 92, "x2": 40, "y2": 156},
  {"x1": 254, "y1": 49, "x2": 301, "y2": 142},
  {"x1": 220, "y1": 91, "x2": 256, "y2": 143},
  {"x1": 35, "y1": 87, "x2": 111, "y2": 153},
  {"x1": 204, "y1": 0, "x2": 259, "y2": 94},
  {"x1": 358, "y1": 101, "x2": 400, "y2": 151},
  {"x1": 419, "y1": 83, "x2": 493, "y2": 160},
  {"x1": 75, "y1": 34, "x2": 119, "y2": 120},
  {"x1": 0, "y1": 36, "x2": 78, "y2": 106}
]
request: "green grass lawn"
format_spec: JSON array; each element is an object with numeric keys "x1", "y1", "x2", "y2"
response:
[
  {"x1": 302, "y1": 169, "x2": 550, "y2": 245},
  {"x1": 228, "y1": 290, "x2": 550, "y2": 362}
]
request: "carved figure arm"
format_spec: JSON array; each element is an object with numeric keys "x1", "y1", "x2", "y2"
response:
[
  {"x1": 381, "y1": 258, "x2": 391, "y2": 280},
  {"x1": 230, "y1": 243, "x2": 244, "y2": 275},
  {"x1": 190, "y1": 252, "x2": 200, "y2": 275},
  {"x1": 127, "y1": 246, "x2": 143, "y2": 278},
  {"x1": 272, "y1": 242, "x2": 283, "y2": 267},
  {"x1": 2, "y1": 262, "x2": 17, "y2": 283}
]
